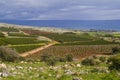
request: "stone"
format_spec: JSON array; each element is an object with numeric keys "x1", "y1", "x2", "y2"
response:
[
  {"x1": 73, "y1": 78, "x2": 80, "y2": 80},
  {"x1": 76, "y1": 64, "x2": 81, "y2": 67}
]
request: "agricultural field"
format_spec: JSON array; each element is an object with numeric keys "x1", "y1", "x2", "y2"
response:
[
  {"x1": 8, "y1": 32, "x2": 28, "y2": 37},
  {"x1": 27, "y1": 45, "x2": 119, "y2": 60},
  {"x1": 21, "y1": 29, "x2": 117, "y2": 45},
  {"x1": 8, "y1": 32, "x2": 36, "y2": 37},
  {"x1": 0, "y1": 38, "x2": 47, "y2": 45},
  {"x1": 0, "y1": 27, "x2": 19, "y2": 32},
  {"x1": 10, "y1": 45, "x2": 44, "y2": 53},
  {"x1": 86, "y1": 32, "x2": 110, "y2": 37},
  {"x1": 112, "y1": 33, "x2": 120, "y2": 37}
]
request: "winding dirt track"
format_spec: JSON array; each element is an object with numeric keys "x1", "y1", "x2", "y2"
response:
[{"x1": 20, "y1": 42, "x2": 56, "y2": 57}]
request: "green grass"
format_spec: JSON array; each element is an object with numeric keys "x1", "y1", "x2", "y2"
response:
[
  {"x1": 1, "y1": 60, "x2": 119, "y2": 80},
  {"x1": 112, "y1": 33, "x2": 120, "y2": 37}
]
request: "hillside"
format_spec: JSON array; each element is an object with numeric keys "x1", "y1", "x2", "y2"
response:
[{"x1": 0, "y1": 23, "x2": 120, "y2": 80}]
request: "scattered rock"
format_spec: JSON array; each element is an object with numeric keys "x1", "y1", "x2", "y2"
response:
[
  {"x1": 0, "y1": 63, "x2": 9, "y2": 77},
  {"x1": 73, "y1": 77, "x2": 83, "y2": 80},
  {"x1": 76, "y1": 64, "x2": 81, "y2": 67}
]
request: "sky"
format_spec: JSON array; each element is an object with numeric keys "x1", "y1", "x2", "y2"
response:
[{"x1": 0, "y1": 0, "x2": 120, "y2": 20}]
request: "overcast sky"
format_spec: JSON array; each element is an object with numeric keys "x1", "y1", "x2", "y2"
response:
[{"x1": 0, "y1": 0, "x2": 120, "y2": 20}]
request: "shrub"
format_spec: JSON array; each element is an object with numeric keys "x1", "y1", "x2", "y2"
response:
[
  {"x1": 81, "y1": 57, "x2": 100, "y2": 66},
  {"x1": 59, "y1": 57, "x2": 66, "y2": 62},
  {"x1": 45, "y1": 56, "x2": 57, "y2": 66},
  {"x1": 65, "y1": 54, "x2": 73, "y2": 62},
  {"x1": 112, "y1": 47, "x2": 120, "y2": 54},
  {"x1": 40, "y1": 53, "x2": 51, "y2": 62},
  {"x1": 40, "y1": 53, "x2": 57, "y2": 66},
  {"x1": 99, "y1": 56, "x2": 106, "y2": 62},
  {"x1": 0, "y1": 46, "x2": 20, "y2": 62},
  {"x1": 107, "y1": 54, "x2": 120, "y2": 71}
]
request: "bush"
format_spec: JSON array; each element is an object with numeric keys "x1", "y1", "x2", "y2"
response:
[
  {"x1": 107, "y1": 54, "x2": 120, "y2": 71},
  {"x1": 99, "y1": 56, "x2": 106, "y2": 62},
  {"x1": 59, "y1": 57, "x2": 66, "y2": 62},
  {"x1": 112, "y1": 47, "x2": 120, "y2": 54},
  {"x1": 0, "y1": 46, "x2": 20, "y2": 62},
  {"x1": 65, "y1": 54, "x2": 73, "y2": 62},
  {"x1": 45, "y1": 56, "x2": 57, "y2": 66},
  {"x1": 40, "y1": 53, "x2": 57, "y2": 66},
  {"x1": 81, "y1": 57, "x2": 100, "y2": 66}
]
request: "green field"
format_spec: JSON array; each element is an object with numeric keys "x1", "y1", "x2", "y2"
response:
[
  {"x1": 8, "y1": 32, "x2": 36, "y2": 37},
  {"x1": 39, "y1": 33, "x2": 93, "y2": 42},
  {"x1": 11, "y1": 45, "x2": 43, "y2": 53},
  {"x1": 0, "y1": 27, "x2": 19, "y2": 32},
  {"x1": 38, "y1": 32, "x2": 117, "y2": 45},
  {"x1": 112, "y1": 33, "x2": 120, "y2": 37},
  {"x1": 0, "y1": 38, "x2": 47, "y2": 45}
]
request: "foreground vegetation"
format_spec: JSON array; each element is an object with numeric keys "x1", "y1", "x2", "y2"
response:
[{"x1": 0, "y1": 51, "x2": 120, "y2": 80}]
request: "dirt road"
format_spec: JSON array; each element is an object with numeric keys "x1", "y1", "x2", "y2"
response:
[{"x1": 20, "y1": 42, "x2": 57, "y2": 57}]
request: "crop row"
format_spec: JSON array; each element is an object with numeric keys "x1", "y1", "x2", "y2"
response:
[
  {"x1": 58, "y1": 39, "x2": 118, "y2": 45},
  {"x1": 0, "y1": 38, "x2": 47, "y2": 45},
  {"x1": 28, "y1": 45, "x2": 119, "y2": 59},
  {"x1": 11, "y1": 45, "x2": 43, "y2": 53},
  {"x1": 8, "y1": 32, "x2": 36, "y2": 37}
]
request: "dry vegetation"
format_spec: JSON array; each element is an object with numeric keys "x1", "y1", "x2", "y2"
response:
[{"x1": 27, "y1": 45, "x2": 119, "y2": 60}]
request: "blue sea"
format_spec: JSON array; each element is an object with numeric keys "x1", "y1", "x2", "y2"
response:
[{"x1": 0, "y1": 20, "x2": 120, "y2": 31}]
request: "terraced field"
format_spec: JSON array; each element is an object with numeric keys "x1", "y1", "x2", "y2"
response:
[{"x1": 21, "y1": 29, "x2": 117, "y2": 45}]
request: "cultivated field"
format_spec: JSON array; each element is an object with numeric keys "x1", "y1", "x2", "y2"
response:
[{"x1": 27, "y1": 45, "x2": 119, "y2": 60}]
